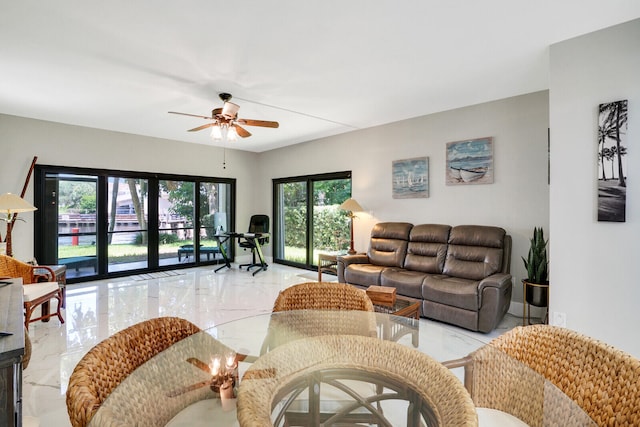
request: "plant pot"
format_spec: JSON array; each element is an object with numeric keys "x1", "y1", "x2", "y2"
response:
[{"x1": 523, "y1": 280, "x2": 549, "y2": 307}]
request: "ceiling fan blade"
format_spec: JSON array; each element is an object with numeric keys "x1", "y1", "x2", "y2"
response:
[
  {"x1": 167, "y1": 380, "x2": 210, "y2": 398},
  {"x1": 237, "y1": 119, "x2": 279, "y2": 128},
  {"x1": 169, "y1": 111, "x2": 212, "y2": 120},
  {"x1": 186, "y1": 357, "x2": 211, "y2": 374},
  {"x1": 233, "y1": 124, "x2": 252, "y2": 138},
  {"x1": 188, "y1": 123, "x2": 215, "y2": 132}
]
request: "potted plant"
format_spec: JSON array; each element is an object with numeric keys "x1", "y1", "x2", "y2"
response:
[{"x1": 522, "y1": 227, "x2": 549, "y2": 307}]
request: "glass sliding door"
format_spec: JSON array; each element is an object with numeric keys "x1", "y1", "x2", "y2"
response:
[
  {"x1": 158, "y1": 180, "x2": 195, "y2": 266},
  {"x1": 35, "y1": 165, "x2": 236, "y2": 283},
  {"x1": 107, "y1": 177, "x2": 149, "y2": 273},
  {"x1": 273, "y1": 172, "x2": 351, "y2": 270},
  {"x1": 198, "y1": 182, "x2": 231, "y2": 262},
  {"x1": 275, "y1": 181, "x2": 307, "y2": 264},
  {"x1": 311, "y1": 178, "x2": 352, "y2": 264},
  {"x1": 42, "y1": 173, "x2": 99, "y2": 280}
]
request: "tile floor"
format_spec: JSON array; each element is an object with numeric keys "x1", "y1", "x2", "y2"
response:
[{"x1": 22, "y1": 263, "x2": 521, "y2": 426}]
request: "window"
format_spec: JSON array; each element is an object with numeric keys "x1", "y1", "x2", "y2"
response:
[{"x1": 34, "y1": 165, "x2": 235, "y2": 283}]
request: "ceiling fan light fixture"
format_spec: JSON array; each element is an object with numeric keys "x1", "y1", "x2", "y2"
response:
[
  {"x1": 211, "y1": 124, "x2": 223, "y2": 140},
  {"x1": 221, "y1": 102, "x2": 240, "y2": 119},
  {"x1": 227, "y1": 125, "x2": 238, "y2": 141}
]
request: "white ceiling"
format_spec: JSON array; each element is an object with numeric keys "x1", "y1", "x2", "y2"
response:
[{"x1": 1, "y1": 1, "x2": 639, "y2": 153}]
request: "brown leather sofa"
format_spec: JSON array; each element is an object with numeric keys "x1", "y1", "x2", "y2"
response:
[{"x1": 337, "y1": 222, "x2": 512, "y2": 333}]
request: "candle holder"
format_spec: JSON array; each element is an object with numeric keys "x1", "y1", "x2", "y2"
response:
[
  {"x1": 209, "y1": 351, "x2": 238, "y2": 398},
  {"x1": 172, "y1": 350, "x2": 240, "y2": 407}
]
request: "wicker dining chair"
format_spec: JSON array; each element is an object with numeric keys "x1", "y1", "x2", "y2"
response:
[
  {"x1": 263, "y1": 282, "x2": 377, "y2": 352},
  {"x1": 0, "y1": 254, "x2": 65, "y2": 330},
  {"x1": 238, "y1": 334, "x2": 478, "y2": 426},
  {"x1": 66, "y1": 317, "x2": 204, "y2": 427},
  {"x1": 272, "y1": 281, "x2": 374, "y2": 312},
  {"x1": 446, "y1": 325, "x2": 640, "y2": 426}
]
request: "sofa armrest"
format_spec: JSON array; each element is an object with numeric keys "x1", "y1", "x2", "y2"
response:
[
  {"x1": 337, "y1": 254, "x2": 369, "y2": 283},
  {"x1": 478, "y1": 273, "x2": 512, "y2": 292},
  {"x1": 477, "y1": 273, "x2": 513, "y2": 332}
]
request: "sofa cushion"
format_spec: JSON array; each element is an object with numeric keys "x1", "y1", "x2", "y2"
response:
[
  {"x1": 443, "y1": 226, "x2": 505, "y2": 280},
  {"x1": 404, "y1": 224, "x2": 451, "y2": 274},
  {"x1": 422, "y1": 275, "x2": 480, "y2": 311},
  {"x1": 448, "y1": 225, "x2": 505, "y2": 248},
  {"x1": 367, "y1": 222, "x2": 412, "y2": 267},
  {"x1": 380, "y1": 268, "x2": 427, "y2": 299},
  {"x1": 344, "y1": 264, "x2": 387, "y2": 287}
]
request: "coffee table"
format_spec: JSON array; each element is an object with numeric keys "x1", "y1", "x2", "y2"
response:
[{"x1": 371, "y1": 293, "x2": 420, "y2": 319}]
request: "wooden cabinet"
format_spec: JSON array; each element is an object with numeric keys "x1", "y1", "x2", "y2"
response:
[{"x1": 0, "y1": 279, "x2": 24, "y2": 426}]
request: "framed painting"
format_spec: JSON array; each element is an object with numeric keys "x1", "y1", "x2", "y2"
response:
[
  {"x1": 597, "y1": 99, "x2": 628, "y2": 222},
  {"x1": 392, "y1": 157, "x2": 429, "y2": 199},
  {"x1": 446, "y1": 137, "x2": 494, "y2": 185}
]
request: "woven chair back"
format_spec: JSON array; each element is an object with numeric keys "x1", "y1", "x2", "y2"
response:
[
  {"x1": 272, "y1": 282, "x2": 374, "y2": 312},
  {"x1": 0, "y1": 254, "x2": 36, "y2": 283},
  {"x1": 66, "y1": 317, "x2": 201, "y2": 427},
  {"x1": 239, "y1": 335, "x2": 478, "y2": 426},
  {"x1": 485, "y1": 325, "x2": 640, "y2": 426}
]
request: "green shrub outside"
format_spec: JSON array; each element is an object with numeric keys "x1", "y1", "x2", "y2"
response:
[{"x1": 285, "y1": 205, "x2": 350, "y2": 251}]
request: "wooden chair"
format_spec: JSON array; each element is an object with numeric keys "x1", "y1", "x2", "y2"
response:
[
  {"x1": 272, "y1": 281, "x2": 374, "y2": 312},
  {"x1": 0, "y1": 254, "x2": 65, "y2": 330},
  {"x1": 66, "y1": 317, "x2": 206, "y2": 427},
  {"x1": 445, "y1": 325, "x2": 640, "y2": 426}
]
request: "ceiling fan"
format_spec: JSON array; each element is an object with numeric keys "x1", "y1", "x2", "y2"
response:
[{"x1": 169, "y1": 93, "x2": 279, "y2": 141}]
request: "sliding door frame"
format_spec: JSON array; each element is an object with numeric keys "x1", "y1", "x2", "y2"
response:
[
  {"x1": 34, "y1": 164, "x2": 236, "y2": 283},
  {"x1": 272, "y1": 171, "x2": 351, "y2": 271}
]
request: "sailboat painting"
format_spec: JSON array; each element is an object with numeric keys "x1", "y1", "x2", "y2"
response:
[
  {"x1": 446, "y1": 137, "x2": 494, "y2": 185},
  {"x1": 392, "y1": 157, "x2": 429, "y2": 199}
]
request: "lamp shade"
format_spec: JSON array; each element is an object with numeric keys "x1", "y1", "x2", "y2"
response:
[
  {"x1": 339, "y1": 198, "x2": 363, "y2": 213},
  {"x1": 0, "y1": 193, "x2": 37, "y2": 215}
]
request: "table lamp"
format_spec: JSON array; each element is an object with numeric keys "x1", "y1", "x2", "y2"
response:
[
  {"x1": 339, "y1": 198, "x2": 363, "y2": 255},
  {"x1": 0, "y1": 193, "x2": 37, "y2": 257}
]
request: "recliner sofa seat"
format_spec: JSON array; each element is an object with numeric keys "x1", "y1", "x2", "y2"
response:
[{"x1": 337, "y1": 222, "x2": 512, "y2": 333}]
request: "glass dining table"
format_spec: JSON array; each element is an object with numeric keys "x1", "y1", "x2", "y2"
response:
[{"x1": 87, "y1": 311, "x2": 595, "y2": 427}]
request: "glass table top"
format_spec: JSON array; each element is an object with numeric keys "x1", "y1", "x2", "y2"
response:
[{"x1": 86, "y1": 311, "x2": 595, "y2": 427}]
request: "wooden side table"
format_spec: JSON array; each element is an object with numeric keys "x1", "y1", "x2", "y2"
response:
[{"x1": 317, "y1": 253, "x2": 339, "y2": 282}]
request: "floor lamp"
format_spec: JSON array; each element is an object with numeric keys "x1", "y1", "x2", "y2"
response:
[
  {"x1": 339, "y1": 198, "x2": 363, "y2": 255},
  {"x1": 0, "y1": 193, "x2": 37, "y2": 257}
]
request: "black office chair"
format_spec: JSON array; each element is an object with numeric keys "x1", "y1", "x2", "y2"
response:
[{"x1": 239, "y1": 214, "x2": 270, "y2": 275}]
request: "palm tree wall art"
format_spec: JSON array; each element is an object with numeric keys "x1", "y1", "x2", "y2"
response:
[{"x1": 598, "y1": 100, "x2": 628, "y2": 222}]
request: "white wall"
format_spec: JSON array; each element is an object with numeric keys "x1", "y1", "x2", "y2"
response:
[
  {"x1": 549, "y1": 19, "x2": 640, "y2": 357},
  {"x1": 257, "y1": 91, "x2": 551, "y2": 310},
  {"x1": 0, "y1": 114, "x2": 259, "y2": 260},
  {"x1": 1, "y1": 93, "x2": 551, "y2": 317}
]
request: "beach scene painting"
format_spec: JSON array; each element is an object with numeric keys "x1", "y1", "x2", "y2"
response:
[
  {"x1": 597, "y1": 99, "x2": 628, "y2": 222},
  {"x1": 446, "y1": 137, "x2": 494, "y2": 185},
  {"x1": 392, "y1": 157, "x2": 429, "y2": 199}
]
